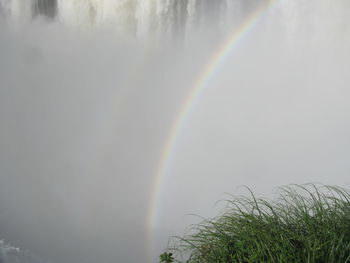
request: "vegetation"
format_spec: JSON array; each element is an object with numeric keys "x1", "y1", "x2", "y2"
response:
[
  {"x1": 159, "y1": 252, "x2": 175, "y2": 263},
  {"x1": 161, "y1": 184, "x2": 350, "y2": 263}
]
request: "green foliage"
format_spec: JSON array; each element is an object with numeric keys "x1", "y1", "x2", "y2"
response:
[
  {"x1": 159, "y1": 252, "x2": 175, "y2": 263},
  {"x1": 162, "y1": 184, "x2": 350, "y2": 263}
]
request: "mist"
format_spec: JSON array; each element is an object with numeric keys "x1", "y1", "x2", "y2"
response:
[{"x1": 0, "y1": 1, "x2": 350, "y2": 263}]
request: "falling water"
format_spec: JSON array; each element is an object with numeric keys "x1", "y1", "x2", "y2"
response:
[{"x1": 0, "y1": 0, "x2": 266, "y2": 38}]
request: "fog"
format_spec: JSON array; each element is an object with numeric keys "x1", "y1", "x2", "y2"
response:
[{"x1": 0, "y1": 0, "x2": 350, "y2": 263}]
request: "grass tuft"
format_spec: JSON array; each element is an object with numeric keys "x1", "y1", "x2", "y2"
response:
[{"x1": 163, "y1": 184, "x2": 350, "y2": 263}]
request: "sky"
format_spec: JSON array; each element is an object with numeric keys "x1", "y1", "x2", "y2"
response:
[{"x1": 0, "y1": 1, "x2": 350, "y2": 263}]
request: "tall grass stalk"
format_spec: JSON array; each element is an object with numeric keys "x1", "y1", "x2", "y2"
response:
[{"x1": 165, "y1": 184, "x2": 350, "y2": 263}]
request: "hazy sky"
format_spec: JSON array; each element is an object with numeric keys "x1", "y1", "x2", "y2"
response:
[{"x1": 1, "y1": 1, "x2": 350, "y2": 263}]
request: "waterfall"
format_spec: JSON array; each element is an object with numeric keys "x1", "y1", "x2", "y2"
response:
[
  {"x1": 0, "y1": 0, "x2": 33, "y2": 23},
  {"x1": 2, "y1": 0, "x2": 350, "y2": 39},
  {"x1": 35, "y1": 0, "x2": 56, "y2": 18},
  {"x1": 55, "y1": 0, "x2": 192, "y2": 37},
  {"x1": 0, "y1": 0, "x2": 248, "y2": 38},
  {"x1": 0, "y1": 0, "x2": 56, "y2": 22}
]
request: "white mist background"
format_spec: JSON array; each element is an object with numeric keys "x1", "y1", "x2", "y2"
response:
[{"x1": 0, "y1": 1, "x2": 350, "y2": 263}]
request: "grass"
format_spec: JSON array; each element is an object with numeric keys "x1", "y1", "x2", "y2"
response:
[{"x1": 161, "y1": 184, "x2": 350, "y2": 263}]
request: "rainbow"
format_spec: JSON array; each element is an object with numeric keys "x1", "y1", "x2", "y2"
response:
[{"x1": 147, "y1": 0, "x2": 280, "y2": 258}]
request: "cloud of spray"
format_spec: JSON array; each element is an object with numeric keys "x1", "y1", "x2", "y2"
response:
[
  {"x1": 1, "y1": 1, "x2": 350, "y2": 263},
  {"x1": 154, "y1": 12, "x2": 350, "y2": 261},
  {"x1": 0, "y1": 11, "x2": 219, "y2": 262}
]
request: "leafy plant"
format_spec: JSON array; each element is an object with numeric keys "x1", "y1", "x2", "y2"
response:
[
  {"x1": 159, "y1": 252, "x2": 175, "y2": 263},
  {"x1": 163, "y1": 184, "x2": 350, "y2": 263}
]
